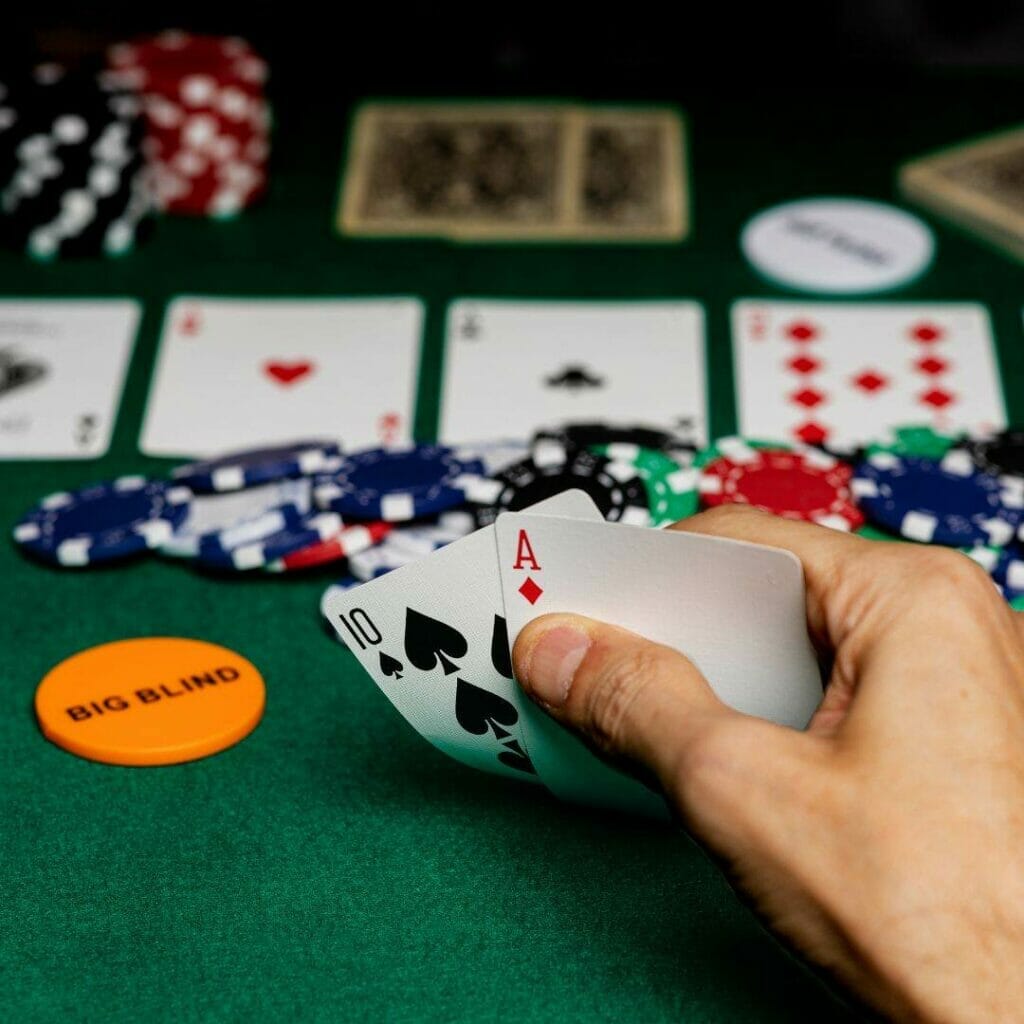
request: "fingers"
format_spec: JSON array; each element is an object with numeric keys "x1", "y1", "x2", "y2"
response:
[{"x1": 512, "y1": 612, "x2": 808, "y2": 826}]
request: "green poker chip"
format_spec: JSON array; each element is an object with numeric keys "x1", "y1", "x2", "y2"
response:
[
  {"x1": 591, "y1": 444, "x2": 696, "y2": 525},
  {"x1": 866, "y1": 424, "x2": 961, "y2": 460}
]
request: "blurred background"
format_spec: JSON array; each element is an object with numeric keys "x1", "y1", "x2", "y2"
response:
[{"x1": 6, "y1": 2, "x2": 1024, "y2": 92}]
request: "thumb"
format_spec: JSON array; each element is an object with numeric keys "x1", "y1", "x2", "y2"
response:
[{"x1": 512, "y1": 613, "x2": 811, "y2": 828}]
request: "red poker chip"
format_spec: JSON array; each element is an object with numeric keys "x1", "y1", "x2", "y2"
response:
[
  {"x1": 152, "y1": 164, "x2": 267, "y2": 216},
  {"x1": 108, "y1": 32, "x2": 267, "y2": 93},
  {"x1": 264, "y1": 521, "x2": 392, "y2": 572},
  {"x1": 107, "y1": 31, "x2": 270, "y2": 219},
  {"x1": 698, "y1": 449, "x2": 864, "y2": 531}
]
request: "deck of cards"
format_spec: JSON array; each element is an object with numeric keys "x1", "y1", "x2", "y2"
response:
[
  {"x1": 323, "y1": 490, "x2": 823, "y2": 818},
  {"x1": 337, "y1": 102, "x2": 688, "y2": 242},
  {"x1": 900, "y1": 125, "x2": 1024, "y2": 265}
]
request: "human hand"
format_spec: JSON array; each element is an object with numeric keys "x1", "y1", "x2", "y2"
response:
[{"x1": 512, "y1": 506, "x2": 1024, "y2": 1023}]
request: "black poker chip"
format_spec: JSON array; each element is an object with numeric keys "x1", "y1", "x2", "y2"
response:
[
  {"x1": 0, "y1": 66, "x2": 154, "y2": 260},
  {"x1": 956, "y1": 429, "x2": 1024, "y2": 482},
  {"x1": 531, "y1": 421, "x2": 699, "y2": 465},
  {"x1": 469, "y1": 449, "x2": 652, "y2": 528}
]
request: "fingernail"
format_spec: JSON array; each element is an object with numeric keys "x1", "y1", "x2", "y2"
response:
[{"x1": 521, "y1": 625, "x2": 591, "y2": 708}]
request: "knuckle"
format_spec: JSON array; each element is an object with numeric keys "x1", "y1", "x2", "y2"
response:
[
  {"x1": 581, "y1": 644, "x2": 662, "y2": 756},
  {"x1": 696, "y1": 503, "x2": 767, "y2": 529},
  {"x1": 914, "y1": 546, "x2": 1000, "y2": 601}
]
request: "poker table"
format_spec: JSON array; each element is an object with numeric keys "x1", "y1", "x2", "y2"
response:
[{"x1": 3, "y1": 76, "x2": 1022, "y2": 1022}]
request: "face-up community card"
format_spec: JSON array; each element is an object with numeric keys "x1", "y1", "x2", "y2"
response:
[
  {"x1": 732, "y1": 300, "x2": 1005, "y2": 451},
  {"x1": 338, "y1": 102, "x2": 687, "y2": 242},
  {"x1": 323, "y1": 490, "x2": 604, "y2": 782},
  {"x1": 140, "y1": 297, "x2": 424, "y2": 458},
  {"x1": 495, "y1": 515, "x2": 823, "y2": 816},
  {"x1": 0, "y1": 299, "x2": 138, "y2": 459},
  {"x1": 439, "y1": 300, "x2": 707, "y2": 446}
]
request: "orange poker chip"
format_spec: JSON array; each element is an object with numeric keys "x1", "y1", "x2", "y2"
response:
[{"x1": 35, "y1": 637, "x2": 265, "y2": 766}]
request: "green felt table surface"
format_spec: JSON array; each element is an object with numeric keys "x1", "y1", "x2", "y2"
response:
[{"x1": 2, "y1": 76, "x2": 1022, "y2": 1022}]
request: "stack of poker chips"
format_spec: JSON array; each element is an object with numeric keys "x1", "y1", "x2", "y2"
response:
[
  {"x1": 106, "y1": 31, "x2": 270, "y2": 219},
  {"x1": 0, "y1": 65, "x2": 154, "y2": 260}
]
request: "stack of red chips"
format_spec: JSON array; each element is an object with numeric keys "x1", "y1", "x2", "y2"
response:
[{"x1": 106, "y1": 31, "x2": 270, "y2": 218}]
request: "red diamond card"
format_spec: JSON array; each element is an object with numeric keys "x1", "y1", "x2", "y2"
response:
[{"x1": 731, "y1": 301, "x2": 1006, "y2": 451}]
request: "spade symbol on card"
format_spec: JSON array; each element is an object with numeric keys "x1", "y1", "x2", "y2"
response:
[
  {"x1": 379, "y1": 652, "x2": 404, "y2": 680},
  {"x1": 490, "y1": 615, "x2": 513, "y2": 679},
  {"x1": 454, "y1": 678, "x2": 519, "y2": 735},
  {"x1": 0, "y1": 347, "x2": 47, "y2": 399},
  {"x1": 403, "y1": 608, "x2": 467, "y2": 676},
  {"x1": 545, "y1": 364, "x2": 604, "y2": 393}
]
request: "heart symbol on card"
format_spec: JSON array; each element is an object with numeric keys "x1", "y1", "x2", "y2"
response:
[{"x1": 263, "y1": 360, "x2": 314, "y2": 386}]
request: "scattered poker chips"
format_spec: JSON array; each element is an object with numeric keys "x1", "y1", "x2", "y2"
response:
[
  {"x1": 13, "y1": 476, "x2": 191, "y2": 566},
  {"x1": 698, "y1": 443, "x2": 864, "y2": 531},
  {"x1": 851, "y1": 450, "x2": 1024, "y2": 547},
  {"x1": 0, "y1": 66, "x2": 155, "y2": 259},
  {"x1": 313, "y1": 444, "x2": 488, "y2": 522},
  {"x1": 469, "y1": 448, "x2": 651, "y2": 528},
  {"x1": 106, "y1": 31, "x2": 270, "y2": 218},
  {"x1": 171, "y1": 440, "x2": 341, "y2": 493},
  {"x1": 20, "y1": 425, "x2": 1024, "y2": 637}
]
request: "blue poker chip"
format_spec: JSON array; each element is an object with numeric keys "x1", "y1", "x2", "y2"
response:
[
  {"x1": 13, "y1": 476, "x2": 193, "y2": 567},
  {"x1": 194, "y1": 510, "x2": 345, "y2": 572},
  {"x1": 850, "y1": 450, "x2": 1024, "y2": 547},
  {"x1": 171, "y1": 439, "x2": 342, "y2": 494},
  {"x1": 312, "y1": 444, "x2": 487, "y2": 521},
  {"x1": 159, "y1": 477, "x2": 313, "y2": 559}
]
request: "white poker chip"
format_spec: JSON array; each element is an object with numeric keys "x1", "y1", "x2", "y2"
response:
[{"x1": 741, "y1": 197, "x2": 935, "y2": 295}]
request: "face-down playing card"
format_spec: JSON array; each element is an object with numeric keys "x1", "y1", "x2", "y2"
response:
[
  {"x1": 323, "y1": 490, "x2": 604, "y2": 782},
  {"x1": 494, "y1": 515, "x2": 823, "y2": 817}
]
